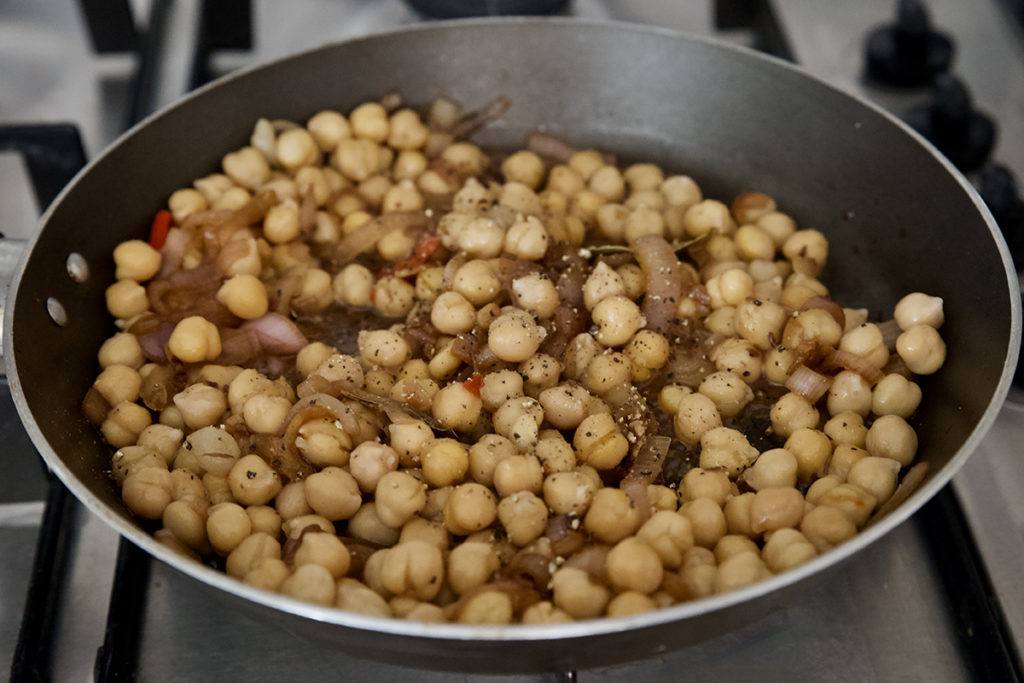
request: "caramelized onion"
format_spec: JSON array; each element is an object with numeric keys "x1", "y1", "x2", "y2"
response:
[
  {"x1": 565, "y1": 545, "x2": 611, "y2": 584},
  {"x1": 878, "y1": 318, "x2": 902, "y2": 351},
  {"x1": 527, "y1": 131, "x2": 577, "y2": 164},
  {"x1": 632, "y1": 235, "x2": 684, "y2": 333},
  {"x1": 449, "y1": 95, "x2": 511, "y2": 140},
  {"x1": 824, "y1": 349, "x2": 884, "y2": 385},
  {"x1": 335, "y1": 210, "x2": 428, "y2": 265},
  {"x1": 279, "y1": 392, "x2": 358, "y2": 436},
  {"x1": 800, "y1": 295, "x2": 846, "y2": 329},
  {"x1": 622, "y1": 434, "x2": 671, "y2": 523},
  {"x1": 137, "y1": 322, "x2": 174, "y2": 362},
  {"x1": 785, "y1": 364, "x2": 832, "y2": 403}
]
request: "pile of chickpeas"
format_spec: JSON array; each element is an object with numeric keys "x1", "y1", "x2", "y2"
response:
[{"x1": 90, "y1": 93, "x2": 948, "y2": 624}]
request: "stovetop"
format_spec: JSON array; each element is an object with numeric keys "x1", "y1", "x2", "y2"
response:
[{"x1": 1, "y1": 1, "x2": 1022, "y2": 681}]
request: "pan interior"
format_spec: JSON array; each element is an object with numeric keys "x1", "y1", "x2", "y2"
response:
[{"x1": 5, "y1": 18, "x2": 1018, "y2": 671}]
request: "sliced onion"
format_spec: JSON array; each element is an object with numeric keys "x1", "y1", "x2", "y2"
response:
[
  {"x1": 216, "y1": 327, "x2": 262, "y2": 365},
  {"x1": 869, "y1": 462, "x2": 928, "y2": 526},
  {"x1": 527, "y1": 131, "x2": 576, "y2": 164},
  {"x1": 137, "y1": 322, "x2": 174, "y2": 362},
  {"x1": 158, "y1": 228, "x2": 188, "y2": 277},
  {"x1": 501, "y1": 551, "x2": 553, "y2": 590},
  {"x1": 825, "y1": 349, "x2": 885, "y2": 385},
  {"x1": 298, "y1": 188, "x2": 317, "y2": 237},
  {"x1": 800, "y1": 295, "x2": 846, "y2": 329},
  {"x1": 632, "y1": 235, "x2": 685, "y2": 333},
  {"x1": 545, "y1": 514, "x2": 585, "y2": 557},
  {"x1": 279, "y1": 392, "x2": 355, "y2": 436},
  {"x1": 240, "y1": 312, "x2": 308, "y2": 355},
  {"x1": 785, "y1": 364, "x2": 832, "y2": 403},
  {"x1": 335, "y1": 210, "x2": 428, "y2": 265},
  {"x1": 450, "y1": 95, "x2": 511, "y2": 139}
]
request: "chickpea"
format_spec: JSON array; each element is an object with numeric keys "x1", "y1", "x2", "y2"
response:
[
  {"x1": 872, "y1": 374, "x2": 923, "y2": 418},
  {"x1": 446, "y1": 541, "x2": 501, "y2": 596},
  {"x1": 573, "y1": 413, "x2": 629, "y2": 470},
  {"x1": 762, "y1": 528, "x2": 817, "y2": 572},
  {"x1": 800, "y1": 505, "x2": 857, "y2": 552},
  {"x1": 105, "y1": 279, "x2": 149, "y2": 319},
  {"x1": 493, "y1": 454, "x2": 544, "y2": 497},
  {"x1": 226, "y1": 454, "x2": 281, "y2": 506},
  {"x1": 348, "y1": 441, "x2": 399, "y2": 493},
  {"x1": 373, "y1": 276, "x2": 416, "y2": 317},
  {"x1": 121, "y1": 466, "x2": 173, "y2": 519},
  {"x1": 452, "y1": 260, "x2": 501, "y2": 307},
  {"x1": 636, "y1": 511, "x2": 694, "y2": 570},
  {"x1": 357, "y1": 329, "x2": 409, "y2": 369},
  {"x1": 488, "y1": 309, "x2": 544, "y2": 363},
  {"x1": 698, "y1": 370, "x2": 754, "y2": 419},
  {"x1": 538, "y1": 383, "x2": 590, "y2": 430},
  {"x1": 896, "y1": 324, "x2": 946, "y2": 375},
  {"x1": 303, "y1": 467, "x2": 361, "y2": 521},
  {"x1": 336, "y1": 578, "x2": 392, "y2": 618},
  {"x1": 504, "y1": 216, "x2": 550, "y2": 260},
  {"x1": 168, "y1": 316, "x2": 221, "y2": 364},
  {"x1": 479, "y1": 369, "x2": 525, "y2": 412},
  {"x1": 828, "y1": 443, "x2": 868, "y2": 481},
  {"x1": 497, "y1": 491, "x2": 548, "y2": 546},
  {"x1": 432, "y1": 382, "x2": 483, "y2": 432},
  {"x1": 512, "y1": 273, "x2": 559, "y2": 320},
  {"x1": 98, "y1": 333, "x2": 145, "y2": 370},
  {"x1": 226, "y1": 532, "x2": 281, "y2": 580},
  {"x1": 847, "y1": 456, "x2": 901, "y2": 504},
  {"x1": 784, "y1": 428, "x2": 832, "y2": 482},
  {"x1": 749, "y1": 487, "x2": 804, "y2": 534},
  {"x1": 735, "y1": 298, "x2": 789, "y2": 350},
  {"x1": 680, "y1": 468, "x2": 733, "y2": 507},
  {"x1": 714, "y1": 551, "x2": 770, "y2": 594},
  {"x1": 349, "y1": 502, "x2": 401, "y2": 547},
  {"x1": 102, "y1": 401, "x2": 152, "y2": 448},
  {"x1": 444, "y1": 483, "x2": 497, "y2": 536},
  {"x1": 550, "y1": 567, "x2": 610, "y2": 620},
  {"x1": 714, "y1": 535, "x2": 760, "y2": 564},
  {"x1": 591, "y1": 296, "x2": 645, "y2": 347},
  {"x1": 865, "y1": 414, "x2": 918, "y2": 467},
  {"x1": 206, "y1": 502, "x2": 252, "y2": 555},
  {"x1": 823, "y1": 411, "x2": 868, "y2": 448},
  {"x1": 699, "y1": 427, "x2": 758, "y2": 477},
  {"x1": 680, "y1": 497, "x2": 728, "y2": 549},
  {"x1": 242, "y1": 394, "x2": 290, "y2": 434},
  {"x1": 770, "y1": 392, "x2": 820, "y2": 439},
  {"x1": 584, "y1": 487, "x2": 642, "y2": 543},
  {"x1": 583, "y1": 351, "x2": 632, "y2": 396},
  {"x1": 819, "y1": 483, "x2": 877, "y2": 528},
  {"x1": 673, "y1": 393, "x2": 723, "y2": 445},
  {"x1": 710, "y1": 338, "x2": 762, "y2": 384},
  {"x1": 502, "y1": 150, "x2": 546, "y2": 189},
  {"x1": 895, "y1": 292, "x2": 944, "y2": 330},
  {"x1": 605, "y1": 537, "x2": 663, "y2": 594},
  {"x1": 724, "y1": 492, "x2": 756, "y2": 537},
  {"x1": 223, "y1": 146, "x2": 270, "y2": 189},
  {"x1": 535, "y1": 434, "x2": 577, "y2": 475},
  {"x1": 541, "y1": 470, "x2": 595, "y2": 517},
  {"x1": 743, "y1": 449, "x2": 798, "y2": 491},
  {"x1": 282, "y1": 564, "x2": 336, "y2": 606},
  {"x1": 826, "y1": 370, "x2": 873, "y2": 418},
  {"x1": 172, "y1": 384, "x2": 226, "y2": 430},
  {"x1": 781, "y1": 229, "x2": 828, "y2": 275}
]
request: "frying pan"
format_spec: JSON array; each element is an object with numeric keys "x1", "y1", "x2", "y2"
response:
[{"x1": 4, "y1": 18, "x2": 1020, "y2": 674}]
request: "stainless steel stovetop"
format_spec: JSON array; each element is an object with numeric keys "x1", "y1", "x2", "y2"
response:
[{"x1": 1, "y1": 1, "x2": 1022, "y2": 680}]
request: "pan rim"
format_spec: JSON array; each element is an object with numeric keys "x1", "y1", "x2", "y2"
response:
[{"x1": 4, "y1": 15, "x2": 1021, "y2": 647}]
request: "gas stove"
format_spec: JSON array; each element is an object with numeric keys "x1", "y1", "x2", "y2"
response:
[{"x1": 1, "y1": 1, "x2": 1022, "y2": 681}]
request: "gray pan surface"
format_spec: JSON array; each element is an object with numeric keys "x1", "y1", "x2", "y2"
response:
[{"x1": 4, "y1": 17, "x2": 1020, "y2": 673}]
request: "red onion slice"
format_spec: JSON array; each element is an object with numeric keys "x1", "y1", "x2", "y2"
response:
[
  {"x1": 240, "y1": 312, "x2": 308, "y2": 355},
  {"x1": 632, "y1": 235, "x2": 685, "y2": 333}
]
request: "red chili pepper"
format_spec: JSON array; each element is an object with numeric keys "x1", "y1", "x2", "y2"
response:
[
  {"x1": 379, "y1": 235, "x2": 442, "y2": 279},
  {"x1": 148, "y1": 209, "x2": 173, "y2": 249},
  {"x1": 462, "y1": 372, "x2": 483, "y2": 396},
  {"x1": 369, "y1": 287, "x2": 377, "y2": 304}
]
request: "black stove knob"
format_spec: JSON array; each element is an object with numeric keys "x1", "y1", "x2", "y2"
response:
[
  {"x1": 405, "y1": 0, "x2": 568, "y2": 17},
  {"x1": 904, "y1": 73, "x2": 996, "y2": 173},
  {"x1": 865, "y1": 0, "x2": 954, "y2": 87}
]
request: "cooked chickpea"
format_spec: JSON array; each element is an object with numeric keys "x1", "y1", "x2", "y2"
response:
[
  {"x1": 504, "y1": 216, "x2": 550, "y2": 259},
  {"x1": 823, "y1": 411, "x2": 868, "y2": 448},
  {"x1": 223, "y1": 146, "x2": 270, "y2": 189},
  {"x1": 479, "y1": 370, "x2": 525, "y2": 412},
  {"x1": 714, "y1": 551, "x2": 770, "y2": 594},
  {"x1": 333, "y1": 264, "x2": 374, "y2": 307},
  {"x1": 896, "y1": 324, "x2": 946, "y2": 375},
  {"x1": 497, "y1": 491, "x2": 548, "y2": 546},
  {"x1": 698, "y1": 370, "x2": 754, "y2": 419},
  {"x1": 847, "y1": 456, "x2": 901, "y2": 504},
  {"x1": 680, "y1": 497, "x2": 728, "y2": 549},
  {"x1": 443, "y1": 483, "x2": 497, "y2": 536},
  {"x1": 770, "y1": 392, "x2": 820, "y2": 439},
  {"x1": 781, "y1": 229, "x2": 828, "y2": 275},
  {"x1": 680, "y1": 468, "x2": 732, "y2": 507},
  {"x1": 591, "y1": 296, "x2": 645, "y2": 347},
  {"x1": 865, "y1": 414, "x2": 918, "y2": 466},
  {"x1": 432, "y1": 383, "x2": 482, "y2": 432},
  {"x1": 819, "y1": 483, "x2": 877, "y2": 528},
  {"x1": 583, "y1": 351, "x2": 632, "y2": 396},
  {"x1": 684, "y1": 199, "x2": 735, "y2": 238},
  {"x1": 699, "y1": 427, "x2": 758, "y2": 477},
  {"x1": 584, "y1": 487, "x2": 642, "y2": 543},
  {"x1": 826, "y1": 370, "x2": 873, "y2": 417},
  {"x1": 735, "y1": 298, "x2": 789, "y2": 350},
  {"x1": 828, "y1": 444, "x2": 869, "y2": 480},
  {"x1": 452, "y1": 260, "x2": 500, "y2": 307},
  {"x1": 303, "y1": 467, "x2": 362, "y2": 521},
  {"x1": 168, "y1": 316, "x2": 221, "y2": 363},
  {"x1": 783, "y1": 428, "x2": 832, "y2": 482},
  {"x1": 744, "y1": 449, "x2": 798, "y2": 491},
  {"x1": 800, "y1": 505, "x2": 857, "y2": 552},
  {"x1": 512, "y1": 273, "x2": 559, "y2": 319},
  {"x1": 551, "y1": 567, "x2": 610, "y2": 620},
  {"x1": 895, "y1": 292, "x2": 944, "y2": 330},
  {"x1": 226, "y1": 454, "x2": 281, "y2": 506},
  {"x1": 122, "y1": 466, "x2": 173, "y2": 519},
  {"x1": 538, "y1": 383, "x2": 590, "y2": 430},
  {"x1": 749, "y1": 487, "x2": 804, "y2": 534},
  {"x1": 242, "y1": 394, "x2": 290, "y2": 434},
  {"x1": 348, "y1": 441, "x2": 399, "y2": 493},
  {"x1": 573, "y1": 413, "x2": 629, "y2": 470},
  {"x1": 373, "y1": 276, "x2": 416, "y2": 317},
  {"x1": 105, "y1": 279, "x2": 149, "y2": 319},
  {"x1": 488, "y1": 309, "x2": 544, "y2": 362},
  {"x1": 102, "y1": 401, "x2": 152, "y2": 448},
  {"x1": 606, "y1": 537, "x2": 663, "y2": 594},
  {"x1": 872, "y1": 374, "x2": 922, "y2": 418},
  {"x1": 493, "y1": 454, "x2": 544, "y2": 497}
]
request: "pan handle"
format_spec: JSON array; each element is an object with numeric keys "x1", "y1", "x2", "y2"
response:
[{"x1": 0, "y1": 238, "x2": 29, "y2": 368}]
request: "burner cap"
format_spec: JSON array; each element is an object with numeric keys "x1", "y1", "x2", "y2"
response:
[{"x1": 865, "y1": 0, "x2": 954, "y2": 87}]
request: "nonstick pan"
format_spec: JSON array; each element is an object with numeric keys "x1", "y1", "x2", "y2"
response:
[{"x1": 4, "y1": 17, "x2": 1020, "y2": 674}]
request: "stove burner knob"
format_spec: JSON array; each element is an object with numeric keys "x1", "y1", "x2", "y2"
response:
[
  {"x1": 405, "y1": 0, "x2": 568, "y2": 17},
  {"x1": 904, "y1": 73, "x2": 996, "y2": 173},
  {"x1": 865, "y1": 0, "x2": 954, "y2": 87}
]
